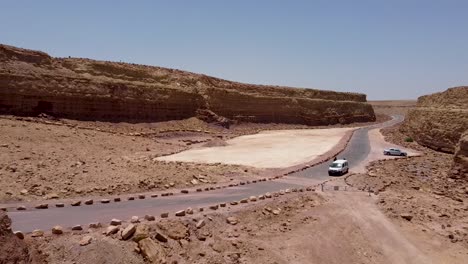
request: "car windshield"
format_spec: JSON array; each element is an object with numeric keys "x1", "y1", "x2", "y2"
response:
[{"x1": 330, "y1": 162, "x2": 342, "y2": 168}]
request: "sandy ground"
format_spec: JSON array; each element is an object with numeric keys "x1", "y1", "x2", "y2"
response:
[
  {"x1": 0, "y1": 117, "x2": 265, "y2": 203},
  {"x1": 157, "y1": 128, "x2": 354, "y2": 168}
]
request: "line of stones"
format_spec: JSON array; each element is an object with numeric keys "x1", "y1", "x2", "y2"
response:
[
  {"x1": 1, "y1": 174, "x2": 297, "y2": 212},
  {"x1": 12, "y1": 185, "x2": 317, "y2": 240}
]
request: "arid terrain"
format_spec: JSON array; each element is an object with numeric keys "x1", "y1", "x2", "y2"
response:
[{"x1": 1, "y1": 44, "x2": 467, "y2": 264}]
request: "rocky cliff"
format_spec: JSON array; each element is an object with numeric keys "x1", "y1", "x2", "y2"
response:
[
  {"x1": 402, "y1": 87, "x2": 468, "y2": 153},
  {"x1": 0, "y1": 44, "x2": 376, "y2": 125},
  {"x1": 451, "y1": 131, "x2": 468, "y2": 180}
]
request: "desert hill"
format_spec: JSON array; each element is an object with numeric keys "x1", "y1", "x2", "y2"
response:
[{"x1": 0, "y1": 44, "x2": 375, "y2": 125}]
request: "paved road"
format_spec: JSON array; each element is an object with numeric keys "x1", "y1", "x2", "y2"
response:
[{"x1": 8, "y1": 116, "x2": 403, "y2": 232}]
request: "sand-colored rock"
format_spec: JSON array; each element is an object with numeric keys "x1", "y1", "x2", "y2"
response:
[
  {"x1": 138, "y1": 238, "x2": 166, "y2": 263},
  {"x1": 0, "y1": 44, "x2": 375, "y2": 126},
  {"x1": 402, "y1": 87, "x2": 468, "y2": 153},
  {"x1": 451, "y1": 130, "x2": 468, "y2": 180}
]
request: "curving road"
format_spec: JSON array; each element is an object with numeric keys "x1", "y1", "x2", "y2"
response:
[{"x1": 8, "y1": 116, "x2": 403, "y2": 232}]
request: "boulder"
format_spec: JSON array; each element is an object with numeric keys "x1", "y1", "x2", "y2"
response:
[
  {"x1": 106, "y1": 226, "x2": 119, "y2": 235},
  {"x1": 133, "y1": 224, "x2": 150, "y2": 242},
  {"x1": 175, "y1": 210, "x2": 186, "y2": 217},
  {"x1": 110, "y1": 219, "x2": 122, "y2": 226},
  {"x1": 138, "y1": 238, "x2": 166, "y2": 263},
  {"x1": 154, "y1": 232, "x2": 168, "y2": 243},
  {"x1": 71, "y1": 225, "x2": 83, "y2": 231},
  {"x1": 52, "y1": 226, "x2": 63, "y2": 235},
  {"x1": 121, "y1": 224, "x2": 136, "y2": 240}
]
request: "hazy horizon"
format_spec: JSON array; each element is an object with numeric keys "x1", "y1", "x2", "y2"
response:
[{"x1": 1, "y1": 1, "x2": 467, "y2": 100}]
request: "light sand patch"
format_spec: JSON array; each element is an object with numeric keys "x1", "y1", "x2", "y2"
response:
[{"x1": 157, "y1": 128, "x2": 354, "y2": 168}]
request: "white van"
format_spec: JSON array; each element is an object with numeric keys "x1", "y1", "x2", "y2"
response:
[{"x1": 328, "y1": 159, "x2": 349, "y2": 176}]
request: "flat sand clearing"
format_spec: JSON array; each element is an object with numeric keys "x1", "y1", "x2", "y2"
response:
[{"x1": 157, "y1": 128, "x2": 354, "y2": 168}]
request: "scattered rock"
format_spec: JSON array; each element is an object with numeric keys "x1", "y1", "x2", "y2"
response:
[
  {"x1": 100, "y1": 199, "x2": 110, "y2": 204},
  {"x1": 71, "y1": 225, "x2": 83, "y2": 231},
  {"x1": 186, "y1": 208, "x2": 194, "y2": 214},
  {"x1": 84, "y1": 199, "x2": 94, "y2": 205},
  {"x1": 265, "y1": 193, "x2": 272, "y2": 198},
  {"x1": 154, "y1": 232, "x2": 168, "y2": 243},
  {"x1": 249, "y1": 196, "x2": 257, "y2": 202},
  {"x1": 133, "y1": 224, "x2": 150, "y2": 242},
  {"x1": 226, "y1": 216, "x2": 238, "y2": 225},
  {"x1": 400, "y1": 213, "x2": 413, "y2": 221},
  {"x1": 36, "y1": 203, "x2": 49, "y2": 209},
  {"x1": 14, "y1": 231, "x2": 24, "y2": 239},
  {"x1": 240, "y1": 199, "x2": 248, "y2": 204},
  {"x1": 138, "y1": 238, "x2": 166, "y2": 263},
  {"x1": 130, "y1": 216, "x2": 140, "y2": 223},
  {"x1": 89, "y1": 222, "x2": 102, "y2": 228},
  {"x1": 52, "y1": 226, "x2": 63, "y2": 235},
  {"x1": 144, "y1": 215, "x2": 156, "y2": 221},
  {"x1": 46, "y1": 193, "x2": 59, "y2": 199},
  {"x1": 20, "y1": 189, "x2": 28, "y2": 195},
  {"x1": 114, "y1": 197, "x2": 121, "y2": 202},
  {"x1": 209, "y1": 205, "x2": 219, "y2": 210},
  {"x1": 160, "y1": 212, "x2": 169, "y2": 218},
  {"x1": 175, "y1": 210, "x2": 186, "y2": 217},
  {"x1": 55, "y1": 203, "x2": 64, "y2": 208},
  {"x1": 110, "y1": 219, "x2": 122, "y2": 226},
  {"x1": 230, "y1": 201, "x2": 238, "y2": 205},
  {"x1": 31, "y1": 229, "x2": 44, "y2": 237},
  {"x1": 122, "y1": 224, "x2": 136, "y2": 240},
  {"x1": 106, "y1": 226, "x2": 120, "y2": 235},
  {"x1": 138, "y1": 194, "x2": 145, "y2": 199},
  {"x1": 80, "y1": 236, "x2": 92, "y2": 246},
  {"x1": 71, "y1": 201, "x2": 81, "y2": 206},
  {"x1": 272, "y1": 210, "x2": 280, "y2": 215},
  {"x1": 196, "y1": 219, "x2": 205, "y2": 229},
  {"x1": 16, "y1": 206, "x2": 26, "y2": 211}
]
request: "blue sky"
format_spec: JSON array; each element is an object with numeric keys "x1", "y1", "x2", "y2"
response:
[{"x1": 1, "y1": 1, "x2": 467, "y2": 100}]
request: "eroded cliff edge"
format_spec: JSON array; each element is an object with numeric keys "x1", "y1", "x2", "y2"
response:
[
  {"x1": 0, "y1": 44, "x2": 375, "y2": 125},
  {"x1": 402, "y1": 87, "x2": 468, "y2": 153},
  {"x1": 452, "y1": 131, "x2": 468, "y2": 180}
]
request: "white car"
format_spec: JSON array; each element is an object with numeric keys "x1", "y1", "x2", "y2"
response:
[
  {"x1": 328, "y1": 159, "x2": 349, "y2": 176},
  {"x1": 383, "y1": 148, "x2": 407, "y2": 156}
]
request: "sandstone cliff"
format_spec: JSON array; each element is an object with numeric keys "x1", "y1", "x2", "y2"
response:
[
  {"x1": 0, "y1": 44, "x2": 375, "y2": 125},
  {"x1": 451, "y1": 131, "x2": 468, "y2": 180},
  {"x1": 402, "y1": 87, "x2": 468, "y2": 153}
]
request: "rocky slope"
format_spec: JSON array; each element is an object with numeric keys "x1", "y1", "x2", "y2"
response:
[
  {"x1": 0, "y1": 211, "x2": 42, "y2": 264},
  {"x1": 402, "y1": 87, "x2": 468, "y2": 153},
  {"x1": 0, "y1": 44, "x2": 375, "y2": 125}
]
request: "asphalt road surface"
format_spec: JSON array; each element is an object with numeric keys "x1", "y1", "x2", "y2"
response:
[{"x1": 8, "y1": 116, "x2": 403, "y2": 232}]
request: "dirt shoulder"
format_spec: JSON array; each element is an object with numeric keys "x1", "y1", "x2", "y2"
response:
[{"x1": 346, "y1": 124, "x2": 468, "y2": 258}]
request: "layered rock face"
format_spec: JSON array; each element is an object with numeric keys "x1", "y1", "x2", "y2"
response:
[
  {"x1": 451, "y1": 131, "x2": 468, "y2": 179},
  {"x1": 0, "y1": 44, "x2": 375, "y2": 125},
  {"x1": 402, "y1": 87, "x2": 468, "y2": 153}
]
